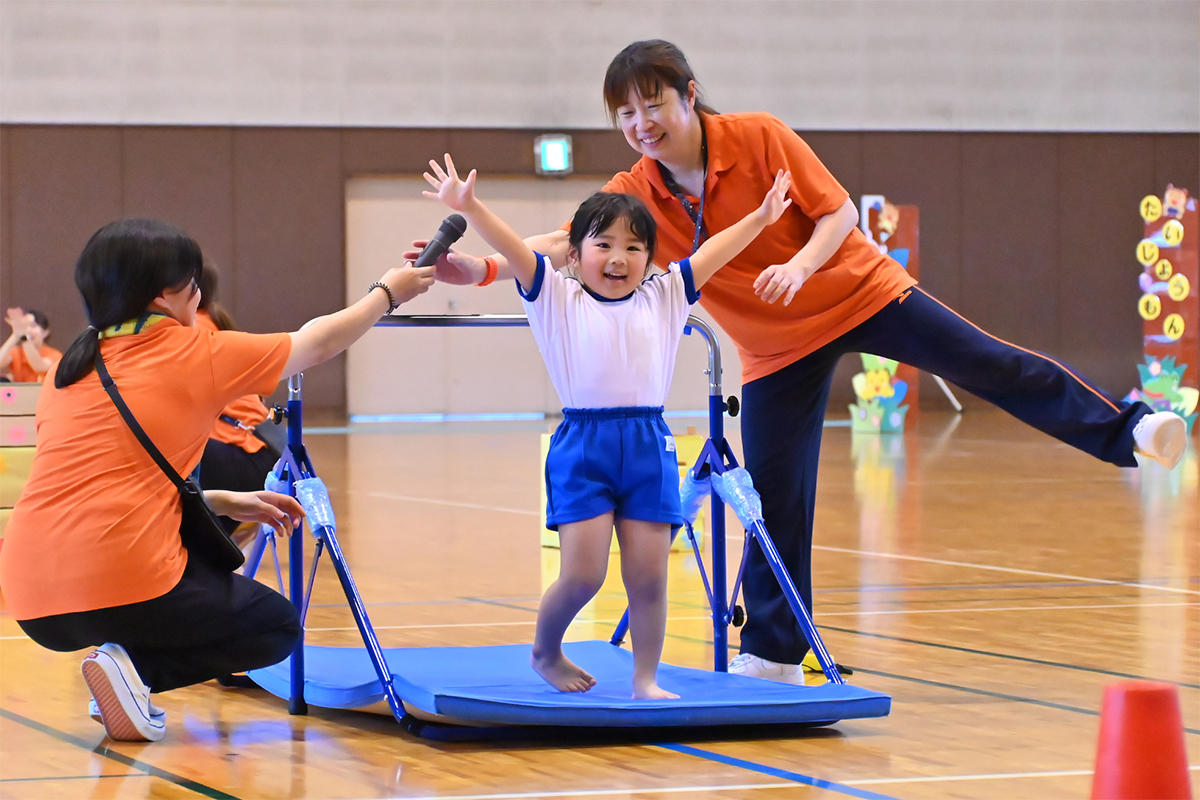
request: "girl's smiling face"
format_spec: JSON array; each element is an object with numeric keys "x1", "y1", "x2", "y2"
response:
[{"x1": 570, "y1": 215, "x2": 651, "y2": 300}]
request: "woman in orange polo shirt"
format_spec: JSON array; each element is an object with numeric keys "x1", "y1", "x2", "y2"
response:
[
  {"x1": 418, "y1": 40, "x2": 1186, "y2": 683},
  {"x1": 1, "y1": 218, "x2": 433, "y2": 741}
]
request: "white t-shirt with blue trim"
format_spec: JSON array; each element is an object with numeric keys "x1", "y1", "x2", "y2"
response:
[{"x1": 519, "y1": 253, "x2": 701, "y2": 409}]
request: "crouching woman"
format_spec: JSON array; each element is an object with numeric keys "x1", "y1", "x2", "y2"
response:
[{"x1": 0, "y1": 218, "x2": 432, "y2": 742}]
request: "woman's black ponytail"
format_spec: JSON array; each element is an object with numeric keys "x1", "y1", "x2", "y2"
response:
[{"x1": 55, "y1": 219, "x2": 203, "y2": 388}]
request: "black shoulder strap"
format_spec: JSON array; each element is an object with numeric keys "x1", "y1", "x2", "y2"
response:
[{"x1": 94, "y1": 351, "x2": 187, "y2": 493}]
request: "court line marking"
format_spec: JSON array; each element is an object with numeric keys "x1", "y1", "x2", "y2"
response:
[
  {"x1": 657, "y1": 743, "x2": 900, "y2": 800},
  {"x1": 292, "y1": 600, "x2": 1198, "y2": 634},
  {"x1": 369, "y1": 763, "x2": 1200, "y2": 799},
  {"x1": 358, "y1": 490, "x2": 539, "y2": 516},
  {"x1": 660, "y1": 629, "x2": 1200, "y2": 734},
  {"x1": 819, "y1": 623, "x2": 1200, "y2": 690},
  {"x1": 815, "y1": 545, "x2": 1200, "y2": 596},
  {"x1": 819, "y1": 600, "x2": 1199, "y2": 616},
  {"x1": 849, "y1": 765, "x2": 1200, "y2": 785},
  {"x1": 383, "y1": 783, "x2": 797, "y2": 799},
  {"x1": 845, "y1": 664, "x2": 1200, "y2": 736},
  {"x1": 0, "y1": 774, "x2": 147, "y2": 782},
  {"x1": 0, "y1": 708, "x2": 240, "y2": 800},
  {"x1": 375, "y1": 765, "x2": 1200, "y2": 798},
  {"x1": 303, "y1": 616, "x2": 713, "y2": 633}
]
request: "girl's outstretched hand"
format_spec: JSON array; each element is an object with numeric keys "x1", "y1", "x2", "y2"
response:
[
  {"x1": 423, "y1": 154, "x2": 477, "y2": 212},
  {"x1": 756, "y1": 170, "x2": 793, "y2": 225}
]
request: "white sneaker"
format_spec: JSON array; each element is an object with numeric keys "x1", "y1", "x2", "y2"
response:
[
  {"x1": 728, "y1": 652, "x2": 803, "y2": 684},
  {"x1": 89, "y1": 696, "x2": 164, "y2": 724},
  {"x1": 81, "y1": 644, "x2": 166, "y2": 742},
  {"x1": 1133, "y1": 412, "x2": 1187, "y2": 469}
]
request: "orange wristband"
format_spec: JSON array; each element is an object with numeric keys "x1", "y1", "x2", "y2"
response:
[{"x1": 476, "y1": 256, "x2": 498, "y2": 287}]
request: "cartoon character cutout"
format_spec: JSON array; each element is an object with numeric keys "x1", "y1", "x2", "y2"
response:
[
  {"x1": 1163, "y1": 185, "x2": 1189, "y2": 219},
  {"x1": 876, "y1": 201, "x2": 900, "y2": 243}
]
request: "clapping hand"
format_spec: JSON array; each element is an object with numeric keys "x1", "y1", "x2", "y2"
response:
[
  {"x1": 423, "y1": 154, "x2": 478, "y2": 213},
  {"x1": 5, "y1": 308, "x2": 28, "y2": 338}
]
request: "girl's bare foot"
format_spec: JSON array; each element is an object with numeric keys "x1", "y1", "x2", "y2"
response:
[
  {"x1": 632, "y1": 681, "x2": 679, "y2": 700},
  {"x1": 532, "y1": 652, "x2": 596, "y2": 693}
]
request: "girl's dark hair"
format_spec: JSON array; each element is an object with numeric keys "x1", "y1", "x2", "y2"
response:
[
  {"x1": 603, "y1": 39, "x2": 717, "y2": 123},
  {"x1": 55, "y1": 218, "x2": 202, "y2": 388},
  {"x1": 197, "y1": 259, "x2": 236, "y2": 332},
  {"x1": 568, "y1": 192, "x2": 657, "y2": 262}
]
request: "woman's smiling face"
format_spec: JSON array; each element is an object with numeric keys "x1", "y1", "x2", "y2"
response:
[{"x1": 615, "y1": 83, "x2": 697, "y2": 165}]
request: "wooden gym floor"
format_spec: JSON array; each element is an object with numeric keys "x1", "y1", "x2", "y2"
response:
[{"x1": 1, "y1": 410, "x2": 1197, "y2": 800}]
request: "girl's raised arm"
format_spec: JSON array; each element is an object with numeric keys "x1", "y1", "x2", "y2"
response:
[
  {"x1": 687, "y1": 170, "x2": 792, "y2": 289},
  {"x1": 423, "y1": 154, "x2": 540, "y2": 292}
]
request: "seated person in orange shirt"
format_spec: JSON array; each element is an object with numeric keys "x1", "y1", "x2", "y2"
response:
[
  {"x1": 0, "y1": 218, "x2": 433, "y2": 743},
  {"x1": 194, "y1": 262, "x2": 285, "y2": 539},
  {"x1": 0, "y1": 308, "x2": 62, "y2": 383}
]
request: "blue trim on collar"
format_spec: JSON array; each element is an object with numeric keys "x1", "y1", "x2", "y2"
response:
[
  {"x1": 517, "y1": 253, "x2": 547, "y2": 302},
  {"x1": 581, "y1": 283, "x2": 636, "y2": 303}
]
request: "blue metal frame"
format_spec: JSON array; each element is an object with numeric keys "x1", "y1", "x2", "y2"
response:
[{"x1": 260, "y1": 313, "x2": 846, "y2": 722}]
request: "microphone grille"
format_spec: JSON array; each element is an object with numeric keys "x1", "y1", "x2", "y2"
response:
[{"x1": 445, "y1": 214, "x2": 468, "y2": 236}]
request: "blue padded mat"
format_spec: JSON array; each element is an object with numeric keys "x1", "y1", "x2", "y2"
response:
[{"x1": 248, "y1": 640, "x2": 890, "y2": 727}]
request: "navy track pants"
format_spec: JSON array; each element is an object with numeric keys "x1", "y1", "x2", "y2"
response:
[{"x1": 737, "y1": 285, "x2": 1150, "y2": 664}]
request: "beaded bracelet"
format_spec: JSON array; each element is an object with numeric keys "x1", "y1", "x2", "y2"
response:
[{"x1": 368, "y1": 281, "x2": 398, "y2": 313}]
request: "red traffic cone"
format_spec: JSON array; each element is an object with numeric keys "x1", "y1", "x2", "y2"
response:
[{"x1": 1092, "y1": 681, "x2": 1192, "y2": 799}]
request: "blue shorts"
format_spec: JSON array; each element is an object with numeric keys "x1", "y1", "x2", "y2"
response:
[{"x1": 545, "y1": 407, "x2": 684, "y2": 530}]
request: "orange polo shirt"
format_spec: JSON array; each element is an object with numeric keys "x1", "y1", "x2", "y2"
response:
[
  {"x1": 196, "y1": 311, "x2": 271, "y2": 453},
  {"x1": 0, "y1": 319, "x2": 290, "y2": 619},
  {"x1": 600, "y1": 112, "x2": 915, "y2": 384},
  {"x1": 7, "y1": 343, "x2": 62, "y2": 383}
]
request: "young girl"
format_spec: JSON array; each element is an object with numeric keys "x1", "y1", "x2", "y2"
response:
[{"x1": 423, "y1": 154, "x2": 791, "y2": 699}]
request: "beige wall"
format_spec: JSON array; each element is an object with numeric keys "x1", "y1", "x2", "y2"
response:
[
  {"x1": 344, "y1": 176, "x2": 743, "y2": 416},
  {"x1": 3, "y1": 1, "x2": 1196, "y2": 133}
]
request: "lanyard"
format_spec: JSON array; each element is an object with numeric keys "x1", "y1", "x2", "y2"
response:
[{"x1": 656, "y1": 122, "x2": 709, "y2": 255}]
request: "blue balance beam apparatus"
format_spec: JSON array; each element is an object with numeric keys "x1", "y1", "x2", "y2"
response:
[{"x1": 244, "y1": 314, "x2": 891, "y2": 738}]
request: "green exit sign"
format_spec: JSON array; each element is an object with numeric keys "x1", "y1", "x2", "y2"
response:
[{"x1": 535, "y1": 134, "x2": 573, "y2": 176}]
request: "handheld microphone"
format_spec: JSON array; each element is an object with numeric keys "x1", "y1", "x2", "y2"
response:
[{"x1": 414, "y1": 214, "x2": 468, "y2": 267}]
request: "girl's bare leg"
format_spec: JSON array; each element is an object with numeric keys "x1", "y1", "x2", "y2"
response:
[
  {"x1": 614, "y1": 519, "x2": 678, "y2": 700},
  {"x1": 531, "y1": 513, "x2": 614, "y2": 692}
]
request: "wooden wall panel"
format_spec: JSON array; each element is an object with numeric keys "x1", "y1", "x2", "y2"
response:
[
  {"x1": 1, "y1": 123, "x2": 1196, "y2": 413},
  {"x1": 859, "y1": 132, "x2": 965, "y2": 409},
  {"x1": 862, "y1": 133, "x2": 963, "y2": 307},
  {"x1": 6, "y1": 126, "x2": 123, "y2": 345},
  {"x1": 121, "y1": 127, "x2": 236, "y2": 292},
  {"x1": 1, "y1": 128, "x2": 12, "y2": 320},
  {"x1": 232, "y1": 128, "x2": 345, "y2": 406},
  {"x1": 802, "y1": 131, "x2": 863, "y2": 202},
  {"x1": 1154, "y1": 134, "x2": 1200, "y2": 199},
  {"x1": 961, "y1": 134, "x2": 1060, "y2": 353},
  {"x1": 1057, "y1": 134, "x2": 1153, "y2": 395},
  {"x1": 570, "y1": 130, "x2": 638, "y2": 177},
  {"x1": 341, "y1": 129, "x2": 451, "y2": 175}
]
